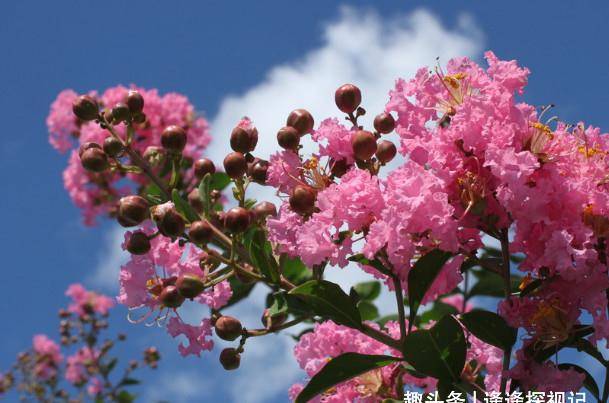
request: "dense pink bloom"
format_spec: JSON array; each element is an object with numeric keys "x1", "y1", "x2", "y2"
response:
[
  {"x1": 32, "y1": 335, "x2": 62, "y2": 380},
  {"x1": 65, "y1": 347, "x2": 99, "y2": 385},
  {"x1": 311, "y1": 118, "x2": 355, "y2": 164},
  {"x1": 266, "y1": 150, "x2": 302, "y2": 193},
  {"x1": 47, "y1": 90, "x2": 80, "y2": 153},
  {"x1": 166, "y1": 317, "x2": 214, "y2": 357},
  {"x1": 65, "y1": 283, "x2": 114, "y2": 316},
  {"x1": 87, "y1": 377, "x2": 103, "y2": 396}
]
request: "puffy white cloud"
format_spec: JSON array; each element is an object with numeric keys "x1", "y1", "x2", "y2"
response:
[{"x1": 93, "y1": 6, "x2": 483, "y2": 402}]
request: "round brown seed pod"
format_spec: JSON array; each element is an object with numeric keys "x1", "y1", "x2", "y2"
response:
[
  {"x1": 351, "y1": 130, "x2": 377, "y2": 161},
  {"x1": 223, "y1": 207, "x2": 251, "y2": 233},
  {"x1": 118, "y1": 196, "x2": 149, "y2": 227},
  {"x1": 223, "y1": 152, "x2": 247, "y2": 179},
  {"x1": 373, "y1": 112, "x2": 395, "y2": 134},
  {"x1": 286, "y1": 109, "x2": 314, "y2": 135},
  {"x1": 277, "y1": 126, "x2": 300, "y2": 150},
  {"x1": 161, "y1": 125, "x2": 187, "y2": 152},
  {"x1": 335, "y1": 84, "x2": 362, "y2": 114},
  {"x1": 219, "y1": 348, "x2": 241, "y2": 370},
  {"x1": 189, "y1": 220, "x2": 214, "y2": 244},
  {"x1": 194, "y1": 158, "x2": 216, "y2": 179},
  {"x1": 72, "y1": 95, "x2": 99, "y2": 121},
  {"x1": 214, "y1": 316, "x2": 243, "y2": 341},
  {"x1": 375, "y1": 140, "x2": 397, "y2": 164},
  {"x1": 125, "y1": 231, "x2": 150, "y2": 255},
  {"x1": 289, "y1": 185, "x2": 316, "y2": 215}
]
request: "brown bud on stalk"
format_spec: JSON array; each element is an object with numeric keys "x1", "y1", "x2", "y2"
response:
[
  {"x1": 335, "y1": 84, "x2": 362, "y2": 114},
  {"x1": 194, "y1": 158, "x2": 216, "y2": 179},
  {"x1": 176, "y1": 274, "x2": 205, "y2": 299},
  {"x1": 253, "y1": 201, "x2": 277, "y2": 221},
  {"x1": 118, "y1": 196, "x2": 149, "y2": 227},
  {"x1": 234, "y1": 263, "x2": 257, "y2": 284},
  {"x1": 289, "y1": 185, "x2": 316, "y2": 215},
  {"x1": 375, "y1": 140, "x2": 397, "y2": 164},
  {"x1": 214, "y1": 316, "x2": 243, "y2": 341},
  {"x1": 351, "y1": 130, "x2": 377, "y2": 161},
  {"x1": 72, "y1": 95, "x2": 99, "y2": 121},
  {"x1": 159, "y1": 285, "x2": 185, "y2": 308},
  {"x1": 330, "y1": 158, "x2": 349, "y2": 178},
  {"x1": 223, "y1": 152, "x2": 247, "y2": 179},
  {"x1": 230, "y1": 125, "x2": 258, "y2": 153},
  {"x1": 161, "y1": 125, "x2": 187, "y2": 152},
  {"x1": 152, "y1": 202, "x2": 185, "y2": 237},
  {"x1": 187, "y1": 189, "x2": 204, "y2": 213},
  {"x1": 103, "y1": 136, "x2": 124, "y2": 157},
  {"x1": 261, "y1": 308, "x2": 287, "y2": 329},
  {"x1": 286, "y1": 109, "x2": 314, "y2": 135},
  {"x1": 248, "y1": 159, "x2": 269, "y2": 184},
  {"x1": 219, "y1": 348, "x2": 241, "y2": 370},
  {"x1": 80, "y1": 147, "x2": 109, "y2": 172},
  {"x1": 125, "y1": 90, "x2": 144, "y2": 114},
  {"x1": 373, "y1": 112, "x2": 395, "y2": 134},
  {"x1": 111, "y1": 103, "x2": 130, "y2": 123},
  {"x1": 277, "y1": 126, "x2": 300, "y2": 150},
  {"x1": 224, "y1": 207, "x2": 250, "y2": 233},
  {"x1": 78, "y1": 142, "x2": 101, "y2": 157},
  {"x1": 125, "y1": 231, "x2": 151, "y2": 255},
  {"x1": 189, "y1": 220, "x2": 214, "y2": 244}
]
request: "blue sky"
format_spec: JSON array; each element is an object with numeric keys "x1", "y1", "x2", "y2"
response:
[{"x1": 1, "y1": 1, "x2": 609, "y2": 402}]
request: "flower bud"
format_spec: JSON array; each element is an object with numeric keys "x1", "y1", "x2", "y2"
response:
[
  {"x1": 277, "y1": 126, "x2": 300, "y2": 150},
  {"x1": 125, "y1": 90, "x2": 144, "y2": 114},
  {"x1": 215, "y1": 316, "x2": 243, "y2": 341},
  {"x1": 223, "y1": 152, "x2": 247, "y2": 179},
  {"x1": 234, "y1": 263, "x2": 257, "y2": 284},
  {"x1": 152, "y1": 202, "x2": 185, "y2": 237},
  {"x1": 335, "y1": 84, "x2": 362, "y2": 114},
  {"x1": 176, "y1": 274, "x2": 205, "y2": 299},
  {"x1": 189, "y1": 220, "x2": 214, "y2": 244},
  {"x1": 286, "y1": 109, "x2": 314, "y2": 135},
  {"x1": 375, "y1": 140, "x2": 397, "y2": 164},
  {"x1": 261, "y1": 308, "x2": 287, "y2": 329},
  {"x1": 194, "y1": 158, "x2": 216, "y2": 179},
  {"x1": 161, "y1": 125, "x2": 187, "y2": 152},
  {"x1": 125, "y1": 231, "x2": 151, "y2": 255},
  {"x1": 373, "y1": 112, "x2": 395, "y2": 134},
  {"x1": 111, "y1": 103, "x2": 130, "y2": 123},
  {"x1": 330, "y1": 158, "x2": 349, "y2": 178},
  {"x1": 80, "y1": 147, "x2": 109, "y2": 172},
  {"x1": 159, "y1": 285, "x2": 185, "y2": 308},
  {"x1": 187, "y1": 189, "x2": 204, "y2": 213},
  {"x1": 230, "y1": 126, "x2": 258, "y2": 153},
  {"x1": 72, "y1": 95, "x2": 99, "y2": 121},
  {"x1": 219, "y1": 348, "x2": 241, "y2": 370},
  {"x1": 78, "y1": 142, "x2": 101, "y2": 158},
  {"x1": 118, "y1": 196, "x2": 149, "y2": 227},
  {"x1": 289, "y1": 185, "x2": 316, "y2": 215},
  {"x1": 103, "y1": 136, "x2": 124, "y2": 157},
  {"x1": 253, "y1": 201, "x2": 277, "y2": 221},
  {"x1": 351, "y1": 130, "x2": 377, "y2": 161},
  {"x1": 224, "y1": 207, "x2": 250, "y2": 233},
  {"x1": 248, "y1": 159, "x2": 268, "y2": 184}
]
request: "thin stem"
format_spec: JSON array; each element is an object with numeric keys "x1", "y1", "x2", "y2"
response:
[
  {"x1": 361, "y1": 324, "x2": 402, "y2": 351},
  {"x1": 245, "y1": 317, "x2": 309, "y2": 337},
  {"x1": 391, "y1": 275, "x2": 407, "y2": 342},
  {"x1": 499, "y1": 227, "x2": 512, "y2": 395}
]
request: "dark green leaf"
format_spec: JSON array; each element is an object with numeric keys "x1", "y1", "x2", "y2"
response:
[
  {"x1": 407, "y1": 249, "x2": 452, "y2": 329},
  {"x1": 209, "y1": 172, "x2": 231, "y2": 190},
  {"x1": 244, "y1": 228, "x2": 280, "y2": 283},
  {"x1": 171, "y1": 188, "x2": 199, "y2": 222},
  {"x1": 557, "y1": 364, "x2": 600, "y2": 400},
  {"x1": 198, "y1": 174, "x2": 212, "y2": 217},
  {"x1": 117, "y1": 391, "x2": 136, "y2": 403},
  {"x1": 460, "y1": 310, "x2": 516, "y2": 350},
  {"x1": 222, "y1": 276, "x2": 256, "y2": 309},
  {"x1": 281, "y1": 255, "x2": 312, "y2": 284},
  {"x1": 348, "y1": 254, "x2": 392, "y2": 276},
  {"x1": 357, "y1": 300, "x2": 379, "y2": 321},
  {"x1": 295, "y1": 353, "x2": 400, "y2": 403},
  {"x1": 402, "y1": 315, "x2": 466, "y2": 381},
  {"x1": 268, "y1": 293, "x2": 288, "y2": 318},
  {"x1": 418, "y1": 302, "x2": 458, "y2": 326},
  {"x1": 353, "y1": 281, "x2": 381, "y2": 301},
  {"x1": 119, "y1": 378, "x2": 140, "y2": 386},
  {"x1": 289, "y1": 280, "x2": 362, "y2": 329},
  {"x1": 468, "y1": 269, "x2": 522, "y2": 298}
]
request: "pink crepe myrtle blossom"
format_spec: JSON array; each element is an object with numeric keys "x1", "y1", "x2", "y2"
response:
[
  {"x1": 32, "y1": 335, "x2": 62, "y2": 380},
  {"x1": 65, "y1": 283, "x2": 114, "y2": 316}
]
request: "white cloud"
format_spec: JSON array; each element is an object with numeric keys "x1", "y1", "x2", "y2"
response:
[
  {"x1": 92, "y1": 6, "x2": 483, "y2": 402},
  {"x1": 89, "y1": 225, "x2": 128, "y2": 291}
]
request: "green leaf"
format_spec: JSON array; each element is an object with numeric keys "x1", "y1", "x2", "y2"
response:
[
  {"x1": 119, "y1": 377, "x2": 140, "y2": 386},
  {"x1": 171, "y1": 188, "x2": 199, "y2": 222},
  {"x1": 295, "y1": 353, "x2": 400, "y2": 403},
  {"x1": 280, "y1": 255, "x2": 312, "y2": 284},
  {"x1": 418, "y1": 301, "x2": 458, "y2": 326},
  {"x1": 222, "y1": 275, "x2": 256, "y2": 309},
  {"x1": 468, "y1": 269, "x2": 521, "y2": 298},
  {"x1": 557, "y1": 364, "x2": 600, "y2": 400},
  {"x1": 268, "y1": 292, "x2": 288, "y2": 318},
  {"x1": 349, "y1": 254, "x2": 392, "y2": 276},
  {"x1": 402, "y1": 315, "x2": 466, "y2": 381},
  {"x1": 357, "y1": 300, "x2": 379, "y2": 321},
  {"x1": 407, "y1": 249, "x2": 453, "y2": 329},
  {"x1": 460, "y1": 310, "x2": 516, "y2": 351},
  {"x1": 353, "y1": 281, "x2": 381, "y2": 301},
  {"x1": 209, "y1": 172, "x2": 231, "y2": 190},
  {"x1": 116, "y1": 391, "x2": 136, "y2": 403},
  {"x1": 244, "y1": 228, "x2": 280, "y2": 283},
  {"x1": 289, "y1": 280, "x2": 362, "y2": 329}
]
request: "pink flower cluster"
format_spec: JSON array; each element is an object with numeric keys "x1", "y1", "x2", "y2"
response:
[
  {"x1": 263, "y1": 52, "x2": 609, "y2": 395},
  {"x1": 47, "y1": 86, "x2": 211, "y2": 225},
  {"x1": 31, "y1": 335, "x2": 62, "y2": 380},
  {"x1": 65, "y1": 283, "x2": 114, "y2": 316},
  {"x1": 118, "y1": 228, "x2": 231, "y2": 357}
]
